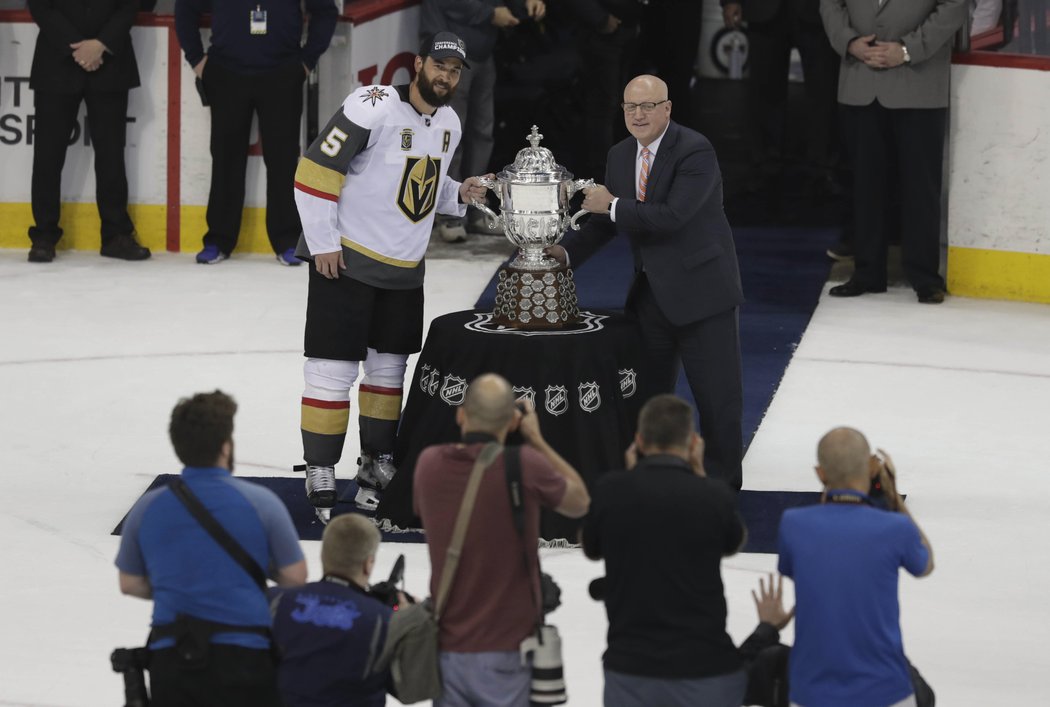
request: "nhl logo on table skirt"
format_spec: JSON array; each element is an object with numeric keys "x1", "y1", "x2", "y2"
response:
[
  {"x1": 419, "y1": 365, "x2": 442, "y2": 396},
  {"x1": 440, "y1": 374, "x2": 468, "y2": 406},
  {"x1": 618, "y1": 369, "x2": 637, "y2": 398},
  {"x1": 578, "y1": 382, "x2": 601, "y2": 413},
  {"x1": 545, "y1": 386, "x2": 569, "y2": 416}
]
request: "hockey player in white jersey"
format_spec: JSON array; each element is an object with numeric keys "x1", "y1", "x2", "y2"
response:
[{"x1": 292, "y1": 32, "x2": 490, "y2": 514}]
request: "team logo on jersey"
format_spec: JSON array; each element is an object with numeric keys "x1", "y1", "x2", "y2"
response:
[
  {"x1": 545, "y1": 386, "x2": 568, "y2": 416},
  {"x1": 420, "y1": 364, "x2": 441, "y2": 396},
  {"x1": 442, "y1": 130, "x2": 451, "y2": 153},
  {"x1": 440, "y1": 374, "x2": 467, "y2": 406},
  {"x1": 618, "y1": 369, "x2": 637, "y2": 398},
  {"x1": 397, "y1": 156, "x2": 442, "y2": 223},
  {"x1": 361, "y1": 87, "x2": 388, "y2": 106},
  {"x1": 579, "y1": 382, "x2": 601, "y2": 412},
  {"x1": 400, "y1": 129, "x2": 414, "y2": 151},
  {"x1": 513, "y1": 386, "x2": 536, "y2": 408}
]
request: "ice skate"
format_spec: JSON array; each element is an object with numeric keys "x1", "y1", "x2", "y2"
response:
[
  {"x1": 304, "y1": 464, "x2": 337, "y2": 508},
  {"x1": 351, "y1": 453, "x2": 398, "y2": 511}
]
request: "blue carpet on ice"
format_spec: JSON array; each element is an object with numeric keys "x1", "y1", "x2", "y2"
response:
[{"x1": 115, "y1": 227, "x2": 837, "y2": 552}]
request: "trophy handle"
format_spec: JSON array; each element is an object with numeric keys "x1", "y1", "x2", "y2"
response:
[
  {"x1": 470, "y1": 176, "x2": 501, "y2": 230},
  {"x1": 565, "y1": 178, "x2": 595, "y2": 230}
]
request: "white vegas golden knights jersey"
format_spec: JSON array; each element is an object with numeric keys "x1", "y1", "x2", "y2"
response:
[{"x1": 293, "y1": 84, "x2": 466, "y2": 289}]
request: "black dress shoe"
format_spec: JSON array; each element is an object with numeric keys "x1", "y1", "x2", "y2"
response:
[
  {"x1": 28, "y1": 244, "x2": 56, "y2": 263},
  {"x1": 829, "y1": 280, "x2": 887, "y2": 297},
  {"x1": 100, "y1": 233, "x2": 151, "y2": 261},
  {"x1": 916, "y1": 287, "x2": 946, "y2": 304}
]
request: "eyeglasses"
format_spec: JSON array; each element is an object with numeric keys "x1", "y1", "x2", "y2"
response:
[{"x1": 621, "y1": 100, "x2": 668, "y2": 114}]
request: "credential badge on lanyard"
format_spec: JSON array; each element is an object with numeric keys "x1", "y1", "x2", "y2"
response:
[{"x1": 250, "y1": 5, "x2": 267, "y2": 35}]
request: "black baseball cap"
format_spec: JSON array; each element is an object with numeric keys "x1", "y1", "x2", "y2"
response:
[{"x1": 420, "y1": 32, "x2": 470, "y2": 69}]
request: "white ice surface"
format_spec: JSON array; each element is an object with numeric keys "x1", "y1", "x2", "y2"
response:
[{"x1": 0, "y1": 250, "x2": 1047, "y2": 706}]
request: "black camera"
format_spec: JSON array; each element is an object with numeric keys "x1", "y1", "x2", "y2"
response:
[
  {"x1": 370, "y1": 554, "x2": 414, "y2": 609},
  {"x1": 111, "y1": 647, "x2": 150, "y2": 707},
  {"x1": 540, "y1": 572, "x2": 562, "y2": 615}
]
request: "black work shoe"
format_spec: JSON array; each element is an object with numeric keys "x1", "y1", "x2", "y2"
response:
[
  {"x1": 916, "y1": 287, "x2": 946, "y2": 304},
  {"x1": 828, "y1": 280, "x2": 887, "y2": 297},
  {"x1": 28, "y1": 244, "x2": 56, "y2": 263},
  {"x1": 100, "y1": 233, "x2": 151, "y2": 261}
]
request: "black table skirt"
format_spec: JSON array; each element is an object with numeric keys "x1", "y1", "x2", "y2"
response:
[{"x1": 376, "y1": 309, "x2": 649, "y2": 540}]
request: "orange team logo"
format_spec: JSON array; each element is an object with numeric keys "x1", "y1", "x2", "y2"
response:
[{"x1": 361, "y1": 87, "x2": 388, "y2": 106}]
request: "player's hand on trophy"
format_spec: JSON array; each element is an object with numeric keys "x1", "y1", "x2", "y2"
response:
[
  {"x1": 545, "y1": 245, "x2": 568, "y2": 266},
  {"x1": 582, "y1": 185, "x2": 614, "y2": 214},
  {"x1": 314, "y1": 251, "x2": 345, "y2": 279},
  {"x1": 460, "y1": 175, "x2": 493, "y2": 205}
]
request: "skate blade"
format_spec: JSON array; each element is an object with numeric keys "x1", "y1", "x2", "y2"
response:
[{"x1": 314, "y1": 507, "x2": 332, "y2": 525}]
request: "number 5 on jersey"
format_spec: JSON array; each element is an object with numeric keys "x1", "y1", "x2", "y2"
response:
[{"x1": 320, "y1": 127, "x2": 349, "y2": 157}]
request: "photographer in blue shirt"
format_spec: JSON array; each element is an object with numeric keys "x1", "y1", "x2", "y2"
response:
[
  {"x1": 116, "y1": 391, "x2": 307, "y2": 707},
  {"x1": 778, "y1": 427, "x2": 934, "y2": 707}
]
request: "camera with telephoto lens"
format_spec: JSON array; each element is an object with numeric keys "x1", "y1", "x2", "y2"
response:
[
  {"x1": 369, "y1": 554, "x2": 415, "y2": 609},
  {"x1": 520, "y1": 624, "x2": 567, "y2": 705},
  {"x1": 111, "y1": 647, "x2": 150, "y2": 707}
]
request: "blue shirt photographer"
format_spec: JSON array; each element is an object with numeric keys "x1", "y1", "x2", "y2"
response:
[
  {"x1": 778, "y1": 491, "x2": 930, "y2": 707},
  {"x1": 116, "y1": 466, "x2": 304, "y2": 649}
]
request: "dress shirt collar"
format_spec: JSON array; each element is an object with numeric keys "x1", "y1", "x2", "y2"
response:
[{"x1": 636, "y1": 123, "x2": 670, "y2": 161}]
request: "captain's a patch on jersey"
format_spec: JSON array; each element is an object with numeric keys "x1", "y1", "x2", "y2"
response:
[{"x1": 361, "y1": 87, "x2": 389, "y2": 106}]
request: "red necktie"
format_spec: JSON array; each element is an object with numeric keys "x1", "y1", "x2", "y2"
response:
[{"x1": 639, "y1": 147, "x2": 651, "y2": 202}]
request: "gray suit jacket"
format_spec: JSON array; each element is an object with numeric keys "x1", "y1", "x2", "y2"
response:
[
  {"x1": 820, "y1": 0, "x2": 968, "y2": 108},
  {"x1": 561, "y1": 122, "x2": 743, "y2": 327}
]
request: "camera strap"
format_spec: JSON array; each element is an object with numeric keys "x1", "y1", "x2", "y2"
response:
[
  {"x1": 168, "y1": 477, "x2": 268, "y2": 594},
  {"x1": 434, "y1": 441, "x2": 503, "y2": 622},
  {"x1": 504, "y1": 445, "x2": 544, "y2": 634}
]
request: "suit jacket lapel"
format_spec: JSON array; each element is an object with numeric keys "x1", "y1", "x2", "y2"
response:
[{"x1": 644, "y1": 121, "x2": 679, "y2": 198}]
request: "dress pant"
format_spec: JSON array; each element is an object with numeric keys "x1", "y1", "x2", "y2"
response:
[
  {"x1": 580, "y1": 24, "x2": 638, "y2": 179},
  {"x1": 746, "y1": 6, "x2": 840, "y2": 172},
  {"x1": 842, "y1": 101, "x2": 946, "y2": 292},
  {"x1": 630, "y1": 276, "x2": 743, "y2": 490},
  {"x1": 439, "y1": 55, "x2": 496, "y2": 226},
  {"x1": 200, "y1": 60, "x2": 305, "y2": 255},
  {"x1": 637, "y1": 0, "x2": 702, "y2": 125},
  {"x1": 149, "y1": 644, "x2": 282, "y2": 707},
  {"x1": 30, "y1": 89, "x2": 135, "y2": 246}
]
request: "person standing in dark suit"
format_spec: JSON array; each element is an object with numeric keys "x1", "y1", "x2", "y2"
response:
[
  {"x1": 566, "y1": 0, "x2": 646, "y2": 179},
  {"x1": 175, "y1": 0, "x2": 338, "y2": 266},
  {"x1": 721, "y1": 0, "x2": 841, "y2": 194},
  {"x1": 27, "y1": 0, "x2": 152, "y2": 263},
  {"x1": 550, "y1": 74, "x2": 744, "y2": 490}
]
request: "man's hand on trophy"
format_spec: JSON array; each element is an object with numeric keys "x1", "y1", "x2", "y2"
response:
[
  {"x1": 460, "y1": 175, "x2": 493, "y2": 205},
  {"x1": 545, "y1": 245, "x2": 568, "y2": 266},
  {"x1": 582, "y1": 185, "x2": 614, "y2": 214}
]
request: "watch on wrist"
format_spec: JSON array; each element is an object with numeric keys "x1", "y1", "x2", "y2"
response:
[{"x1": 901, "y1": 43, "x2": 911, "y2": 64}]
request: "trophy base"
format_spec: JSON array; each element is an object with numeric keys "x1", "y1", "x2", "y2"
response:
[{"x1": 492, "y1": 264, "x2": 581, "y2": 330}]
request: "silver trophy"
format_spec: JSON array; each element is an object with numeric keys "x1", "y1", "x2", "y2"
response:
[{"x1": 472, "y1": 126, "x2": 594, "y2": 329}]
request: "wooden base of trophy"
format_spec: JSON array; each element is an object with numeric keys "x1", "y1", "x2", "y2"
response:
[{"x1": 492, "y1": 263, "x2": 581, "y2": 330}]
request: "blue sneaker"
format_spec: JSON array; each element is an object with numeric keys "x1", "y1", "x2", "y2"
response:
[
  {"x1": 276, "y1": 247, "x2": 301, "y2": 266},
  {"x1": 196, "y1": 245, "x2": 227, "y2": 264}
]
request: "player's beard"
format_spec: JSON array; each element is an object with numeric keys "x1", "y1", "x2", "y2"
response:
[{"x1": 416, "y1": 67, "x2": 456, "y2": 107}]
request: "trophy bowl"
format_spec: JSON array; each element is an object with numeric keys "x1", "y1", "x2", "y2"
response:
[{"x1": 472, "y1": 126, "x2": 593, "y2": 329}]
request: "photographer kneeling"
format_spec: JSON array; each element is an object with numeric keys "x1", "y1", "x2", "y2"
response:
[{"x1": 270, "y1": 514, "x2": 409, "y2": 707}]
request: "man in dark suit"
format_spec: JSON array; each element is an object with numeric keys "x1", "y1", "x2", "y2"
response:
[
  {"x1": 550, "y1": 75, "x2": 744, "y2": 490},
  {"x1": 27, "y1": 0, "x2": 152, "y2": 263},
  {"x1": 722, "y1": 0, "x2": 841, "y2": 194}
]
